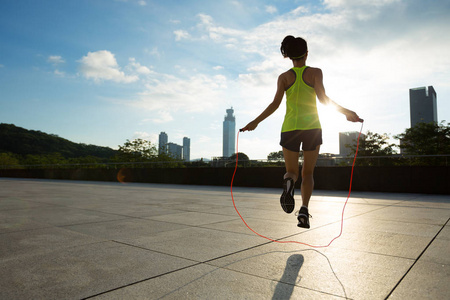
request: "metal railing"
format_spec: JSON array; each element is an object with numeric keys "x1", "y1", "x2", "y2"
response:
[{"x1": 1, "y1": 155, "x2": 449, "y2": 169}]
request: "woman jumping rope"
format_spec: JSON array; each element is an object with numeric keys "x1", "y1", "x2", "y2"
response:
[{"x1": 241, "y1": 35, "x2": 362, "y2": 229}]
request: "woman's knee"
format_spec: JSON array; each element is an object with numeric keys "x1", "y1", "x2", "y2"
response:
[{"x1": 301, "y1": 169, "x2": 314, "y2": 179}]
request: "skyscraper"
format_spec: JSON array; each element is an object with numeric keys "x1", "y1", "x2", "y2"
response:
[
  {"x1": 158, "y1": 132, "x2": 168, "y2": 155},
  {"x1": 410, "y1": 86, "x2": 437, "y2": 127},
  {"x1": 223, "y1": 107, "x2": 235, "y2": 157},
  {"x1": 183, "y1": 137, "x2": 190, "y2": 161},
  {"x1": 339, "y1": 131, "x2": 363, "y2": 156},
  {"x1": 168, "y1": 142, "x2": 182, "y2": 159}
]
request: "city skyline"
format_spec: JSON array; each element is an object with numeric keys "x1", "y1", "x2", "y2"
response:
[
  {"x1": 159, "y1": 131, "x2": 190, "y2": 161},
  {"x1": 1, "y1": 1, "x2": 449, "y2": 160}
]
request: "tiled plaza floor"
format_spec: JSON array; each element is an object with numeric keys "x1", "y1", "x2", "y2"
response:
[{"x1": 1, "y1": 178, "x2": 449, "y2": 299}]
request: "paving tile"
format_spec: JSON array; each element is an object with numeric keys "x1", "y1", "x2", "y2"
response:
[
  {"x1": 0, "y1": 215, "x2": 50, "y2": 234},
  {"x1": 208, "y1": 242, "x2": 413, "y2": 300},
  {"x1": 0, "y1": 227, "x2": 104, "y2": 261},
  {"x1": 146, "y1": 211, "x2": 239, "y2": 226},
  {"x1": 388, "y1": 261, "x2": 450, "y2": 299},
  {"x1": 392, "y1": 195, "x2": 450, "y2": 209},
  {"x1": 0, "y1": 206, "x2": 125, "y2": 227},
  {"x1": 78, "y1": 203, "x2": 186, "y2": 218},
  {"x1": 185, "y1": 203, "x2": 245, "y2": 216},
  {"x1": 0, "y1": 197, "x2": 51, "y2": 211},
  {"x1": 128, "y1": 227, "x2": 267, "y2": 262},
  {"x1": 64, "y1": 218, "x2": 190, "y2": 241},
  {"x1": 436, "y1": 224, "x2": 450, "y2": 240},
  {"x1": 420, "y1": 239, "x2": 450, "y2": 265},
  {"x1": 338, "y1": 216, "x2": 443, "y2": 238},
  {"x1": 360, "y1": 206, "x2": 450, "y2": 225},
  {"x1": 200, "y1": 217, "x2": 302, "y2": 238},
  {"x1": 0, "y1": 241, "x2": 196, "y2": 300},
  {"x1": 279, "y1": 222, "x2": 433, "y2": 259},
  {"x1": 91, "y1": 263, "x2": 340, "y2": 300}
]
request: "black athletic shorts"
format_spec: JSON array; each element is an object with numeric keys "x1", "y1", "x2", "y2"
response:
[{"x1": 280, "y1": 129, "x2": 323, "y2": 152}]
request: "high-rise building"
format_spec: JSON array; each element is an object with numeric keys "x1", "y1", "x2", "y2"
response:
[
  {"x1": 168, "y1": 142, "x2": 182, "y2": 159},
  {"x1": 183, "y1": 137, "x2": 190, "y2": 161},
  {"x1": 223, "y1": 107, "x2": 235, "y2": 157},
  {"x1": 339, "y1": 131, "x2": 363, "y2": 156},
  {"x1": 158, "y1": 132, "x2": 168, "y2": 155},
  {"x1": 410, "y1": 86, "x2": 437, "y2": 127}
]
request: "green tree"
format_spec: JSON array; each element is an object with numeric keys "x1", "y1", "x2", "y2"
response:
[
  {"x1": 346, "y1": 131, "x2": 396, "y2": 166},
  {"x1": 395, "y1": 121, "x2": 450, "y2": 155},
  {"x1": 69, "y1": 155, "x2": 105, "y2": 168},
  {"x1": 0, "y1": 153, "x2": 21, "y2": 168},
  {"x1": 114, "y1": 139, "x2": 158, "y2": 163},
  {"x1": 394, "y1": 121, "x2": 450, "y2": 166},
  {"x1": 229, "y1": 152, "x2": 249, "y2": 161},
  {"x1": 267, "y1": 150, "x2": 284, "y2": 161},
  {"x1": 23, "y1": 153, "x2": 68, "y2": 168},
  {"x1": 228, "y1": 152, "x2": 250, "y2": 167},
  {"x1": 113, "y1": 139, "x2": 183, "y2": 168}
]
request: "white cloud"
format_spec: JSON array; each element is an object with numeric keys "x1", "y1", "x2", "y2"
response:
[
  {"x1": 152, "y1": 110, "x2": 174, "y2": 123},
  {"x1": 127, "y1": 57, "x2": 152, "y2": 75},
  {"x1": 196, "y1": 13, "x2": 244, "y2": 42},
  {"x1": 213, "y1": 65, "x2": 224, "y2": 70},
  {"x1": 114, "y1": 0, "x2": 147, "y2": 6},
  {"x1": 123, "y1": 72, "x2": 228, "y2": 114},
  {"x1": 323, "y1": 0, "x2": 401, "y2": 10},
  {"x1": 78, "y1": 50, "x2": 138, "y2": 83},
  {"x1": 231, "y1": 1, "x2": 243, "y2": 9},
  {"x1": 54, "y1": 69, "x2": 65, "y2": 76},
  {"x1": 174, "y1": 30, "x2": 191, "y2": 41},
  {"x1": 47, "y1": 55, "x2": 65, "y2": 65},
  {"x1": 144, "y1": 47, "x2": 162, "y2": 58},
  {"x1": 132, "y1": 131, "x2": 158, "y2": 143},
  {"x1": 265, "y1": 5, "x2": 277, "y2": 14}
]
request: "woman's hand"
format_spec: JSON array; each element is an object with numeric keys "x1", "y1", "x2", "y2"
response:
[
  {"x1": 240, "y1": 120, "x2": 259, "y2": 132},
  {"x1": 345, "y1": 110, "x2": 363, "y2": 122}
]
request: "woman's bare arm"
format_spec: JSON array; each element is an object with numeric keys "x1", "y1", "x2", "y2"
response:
[
  {"x1": 312, "y1": 68, "x2": 362, "y2": 122},
  {"x1": 241, "y1": 73, "x2": 287, "y2": 131}
]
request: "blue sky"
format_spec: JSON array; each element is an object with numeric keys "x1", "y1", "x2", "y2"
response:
[{"x1": 1, "y1": 0, "x2": 449, "y2": 160}]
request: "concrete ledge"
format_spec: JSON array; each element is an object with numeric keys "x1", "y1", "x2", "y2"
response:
[{"x1": 0, "y1": 166, "x2": 448, "y2": 194}]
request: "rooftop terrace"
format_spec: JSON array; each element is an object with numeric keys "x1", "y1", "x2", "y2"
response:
[{"x1": 1, "y1": 178, "x2": 449, "y2": 299}]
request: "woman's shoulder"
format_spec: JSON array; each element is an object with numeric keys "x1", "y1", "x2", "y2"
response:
[
  {"x1": 279, "y1": 69, "x2": 296, "y2": 80},
  {"x1": 304, "y1": 66, "x2": 323, "y2": 80},
  {"x1": 305, "y1": 66, "x2": 322, "y2": 73}
]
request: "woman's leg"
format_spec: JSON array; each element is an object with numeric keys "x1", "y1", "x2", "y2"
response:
[
  {"x1": 280, "y1": 147, "x2": 300, "y2": 213},
  {"x1": 300, "y1": 145, "x2": 320, "y2": 207},
  {"x1": 282, "y1": 147, "x2": 300, "y2": 182}
]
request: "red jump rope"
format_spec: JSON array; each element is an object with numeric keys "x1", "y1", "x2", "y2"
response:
[{"x1": 231, "y1": 121, "x2": 364, "y2": 248}]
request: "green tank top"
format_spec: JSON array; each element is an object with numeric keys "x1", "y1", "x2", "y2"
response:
[{"x1": 281, "y1": 66, "x2": 321, "y2": 132}]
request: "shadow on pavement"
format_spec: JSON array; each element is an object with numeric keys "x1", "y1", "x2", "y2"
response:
[{"x1": 272, "y1": 254, "x2": 304, "y2": 299}]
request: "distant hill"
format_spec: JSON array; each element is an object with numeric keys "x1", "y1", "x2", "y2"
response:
[{"x1": 0, "y1": 123, "x2": 117, "y2": 159}]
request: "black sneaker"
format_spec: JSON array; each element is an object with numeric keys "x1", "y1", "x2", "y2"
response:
[
  {"x1": 296, "y1": 207, "x2": 311, "y2": 228},
  {"x1": 280, "y1": 178, "x2": 295, "y2": 213}
]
